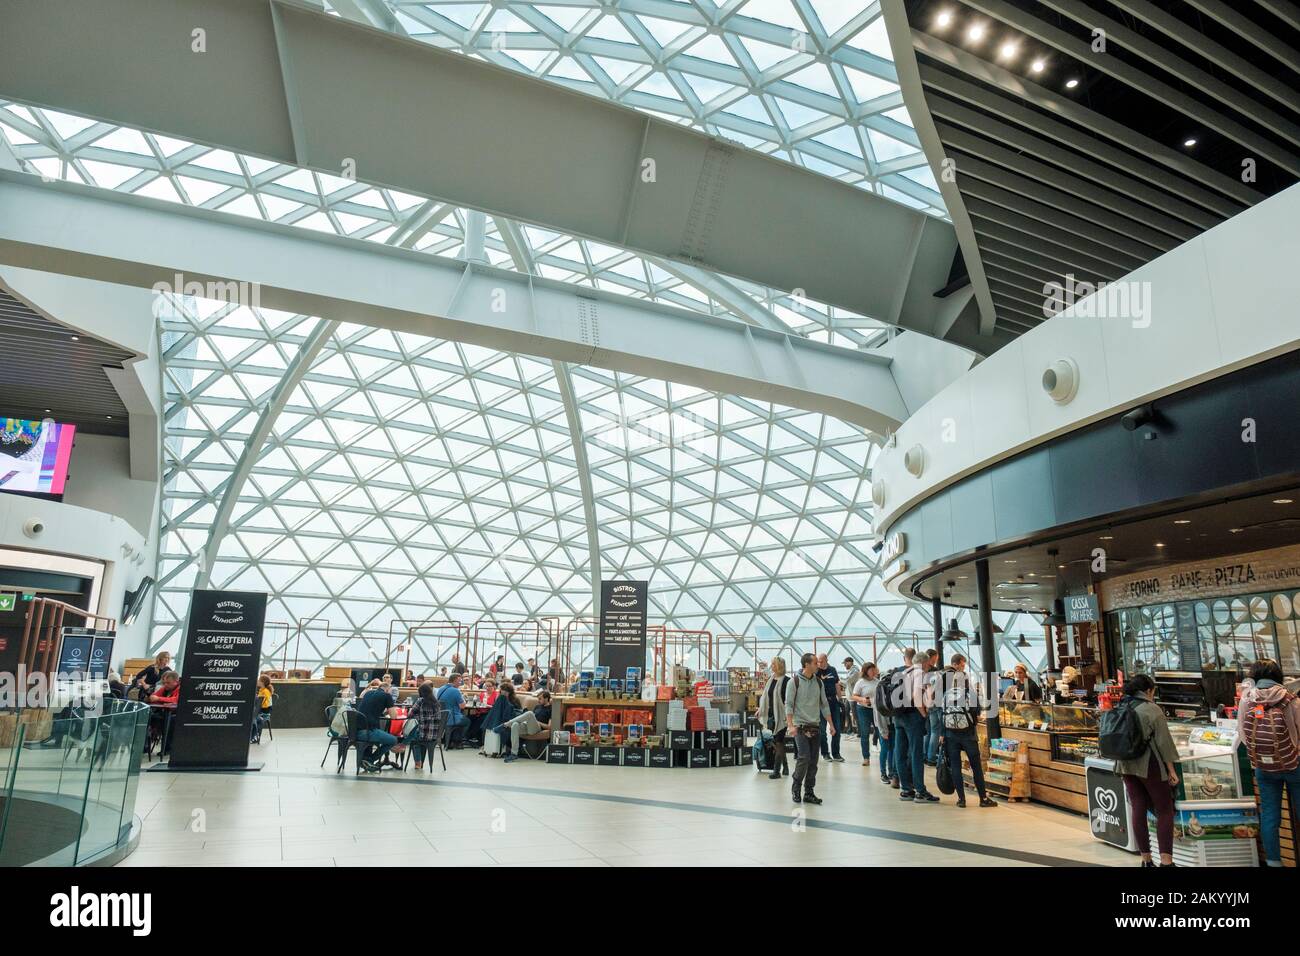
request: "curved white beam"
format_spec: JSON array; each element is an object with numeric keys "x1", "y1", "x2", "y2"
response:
[
  {"x1": 0, "y1": 0, "x2": 984, "y2": 349},
  {"x1": 0, "y1": 171, "x2": 912, "y2": 432}
]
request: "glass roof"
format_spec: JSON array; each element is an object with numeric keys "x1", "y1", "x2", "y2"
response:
[{"x1": 348, "y1": 0, "x2": 945, "y2": 214}]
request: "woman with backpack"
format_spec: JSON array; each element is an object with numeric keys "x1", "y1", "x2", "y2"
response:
[
  {"x1": 756, "y1": 657, "x2": 791, "y2": 779},
  {"x1": 1237, "y1": 658, "x2": 1300, "y2": 868},
  {"x1": 1112, "y1": 674, "x2": 1180, "y2": 867}
]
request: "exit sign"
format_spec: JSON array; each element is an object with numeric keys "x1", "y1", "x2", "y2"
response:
[{"x1": 0, "y1": 593, "x2": 15, "y2": 612}]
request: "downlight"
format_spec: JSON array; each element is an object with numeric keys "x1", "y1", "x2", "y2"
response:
[{"x1": 1041, "y1": 358, "x2": 1079, "y2": 404}]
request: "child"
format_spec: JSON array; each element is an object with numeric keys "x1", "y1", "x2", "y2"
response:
[{"x1": 251, "y1": 674, "x2": 273, "y2": 743}]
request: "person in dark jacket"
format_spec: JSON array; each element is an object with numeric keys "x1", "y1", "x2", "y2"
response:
[
  {"x1": 480, "y1": 682, "x2": 522, "y2": 748},
  {"x1": 501, "y1": 691, "x2": 554, "y2": 763},
  {"x1": 938, "y1": 654, "x2": 997, "y2": 808},
  {"x1": 1006, "y1": 663, "x2": 1042, "y2": 702}
]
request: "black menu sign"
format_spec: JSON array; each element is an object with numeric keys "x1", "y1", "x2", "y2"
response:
[
  {"x1": 598, "y1": 579, "x2": 648, "y2": 680},
  {"x1": 169, "y1": 589, "x2": 267, "y2": 770}
]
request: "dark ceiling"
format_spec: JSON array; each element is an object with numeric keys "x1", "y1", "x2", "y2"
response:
[
  {"x1": 0, "y1": 285, "x2": 134, "y2": 437},
  {"x1": 902, "y1": 0, "x2": 1300, "y2": 338},
  {"x1": 913, "y1": 486, "x2": 1300, "y2": 613}
]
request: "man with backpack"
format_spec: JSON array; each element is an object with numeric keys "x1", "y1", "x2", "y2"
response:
[
  {"x1": 1238, "y1": 658, "x2": 1300, "y2": 868},
  {"x1": 785, "y1": 652, "x2": 836, "y2": 805},
  {"x1": 886, "y1": 648, "x2": 939, "y2": 803},
  {"x1": 938, "y1": 654, "x2": 997, "y2": 808}
]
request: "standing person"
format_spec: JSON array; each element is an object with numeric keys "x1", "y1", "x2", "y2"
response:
[
  {"x1": 756, "y1": 657, "x2": 791, "y2": 779},
  {"x1": 450, "y1": 654, "x2": 467, "y2": 676},
  {"x1": 938, "y1": 654, "x2": 997, "y2": 808},
  {"x1": 895, "y1": 648, "x2": 939, "y2": 803},
  {"x1": 842, "y1": 658, "x2": 861, "y2": 737},
  {"x1": 1237, "y1": 659, "x2": 1300, "y2": 868},
  {"x1": 1005, "y1": 663, "x2": 1042, "y2": 702},
  {"x1": 851, "y1": 662, "x2": 880, "y2": 768},
  {"x1": 1113, "y1": 674, "x2": 1180, "y2": 867},
  {"x1": 815, "y1": 653, "x2": 845, "y2": 762},
  {"x1": 785, "y1": 652, "x2": 835, "y2": 805},
  {"x1": 923, "y1": 649, "x2": 944, "y2": 766}
]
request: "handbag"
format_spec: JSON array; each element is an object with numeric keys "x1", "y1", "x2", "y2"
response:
[{"x1": 935, "y1": 755, "x2": 955, "y2": 795}]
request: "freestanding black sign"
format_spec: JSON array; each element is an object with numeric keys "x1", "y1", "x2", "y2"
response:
[
  {"x1": 598, "y1": 579, "x2": 648, "y2": 680},
  {"x1": 1085, "y1": 758, "x2": 1135, "y2": 851},
  {"x1": 168, "y1": 589, "x2": 267, "y2": 770}
]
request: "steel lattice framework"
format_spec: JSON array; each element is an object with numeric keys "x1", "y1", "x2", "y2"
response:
[{"x1": 0, "y1": 0, "x2": 1047, "y2": 674}]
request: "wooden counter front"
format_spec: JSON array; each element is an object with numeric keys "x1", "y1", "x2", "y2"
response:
[{"x1": 979, "y1": 725, "x2": 1088, "y2": 814}]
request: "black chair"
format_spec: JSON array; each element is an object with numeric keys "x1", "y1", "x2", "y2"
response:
[
  {"x1": 343, "y1": 708, "x2": 386, "y2": 775},
  {"x1": 321, "y1": 704, "x2": 348, "y2": 768},
  {"x1": 401, "y1": 709, "x2": 446, "y2": 773}
]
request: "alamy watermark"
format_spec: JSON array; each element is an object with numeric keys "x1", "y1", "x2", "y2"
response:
[
  {"x1": 1043, "y1": 273, "x2": 1150, "y2": 328},
  {"x1": 151, "y1": 273, "x2": 261, "y2": 318}
]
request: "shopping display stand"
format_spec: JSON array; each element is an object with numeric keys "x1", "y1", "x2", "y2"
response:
[{"x1": 981, "y1": 737, "x2": 1030, "y2": 802}]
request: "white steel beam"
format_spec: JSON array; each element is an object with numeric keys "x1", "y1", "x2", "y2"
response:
[
  {"x1": 0, "y1": 171, "x2": 912, "y2": 432},
  {"x1": 0, "y1": 0, "x2": 981, "y2": 349}
]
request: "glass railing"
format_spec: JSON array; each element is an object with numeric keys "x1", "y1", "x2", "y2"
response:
[{"x1": 0, "y1": 698, "x2": 150, "y2": 866}]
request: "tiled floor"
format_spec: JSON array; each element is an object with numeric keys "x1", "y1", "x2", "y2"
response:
[{"x1": 121, "y1": 729, "x2": 1135, "y2": 867}]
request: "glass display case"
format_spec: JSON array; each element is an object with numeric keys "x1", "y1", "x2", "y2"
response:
[
  {"x1": 998, "y1": 699, "x2": 1098, "y2": 733},
  {"x1": 1168, "y1": 720, "x2": 1252, "y2": 802}
]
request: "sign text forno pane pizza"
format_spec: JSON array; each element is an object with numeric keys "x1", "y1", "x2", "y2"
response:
[
  {"x1": 168, "y1": 589, "x2": 267, "y2": 769},
  {"x1": 598, "y1": 580, "x2": 648, "y2": 680}
]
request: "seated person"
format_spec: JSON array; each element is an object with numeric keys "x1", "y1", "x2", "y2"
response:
[
  {"x1": 108, "y1": 670, "x2": 127, "y2": 700},
  {"x1": 406, "y1": 682, "x2": 443, "y2": 770},
  {"x1": 146, "y1": 671, "x2": 181, "y2": 752},
  {"x1": 435, "y1": 674, "x2": 471, "y2": 749},
  {"x1": 527, "y1": 658, "x2": 541, "y2": 680},
  {"x1": 251, "y1": 674, "x2": 273, "y2": 742},
  {"x1": 147, "y1": 671, "x2": 181, "y2": 706},
  {"x1": 481, "y1": 682, "x2": 522, "y2": 747},
  {"x1": 510, "y1": 663, "x2": 526, "y2": 686},
  {"x1": 501, "y1": 691, "x2": 553, "y2": 763},
  {"x1": 480, "y1": 678, "x2": 499, "y2": 707},
  {"x1": 130, "y1": 651, "x2": 173, "y2": 699},
  {"x1": 354, "y1": 680, "x2": 405, "y2": 771}
]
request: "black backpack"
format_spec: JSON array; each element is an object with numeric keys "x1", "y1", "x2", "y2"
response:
[
  {"x1": 1098, "y1": 697, "x2": 1152, "y2": 761},
  {"x1": 875, "y1": 667, "x2": 907, "y2": 717}
]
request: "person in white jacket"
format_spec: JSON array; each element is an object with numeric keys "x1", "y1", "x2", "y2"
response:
[{"x1": 756, "y1": 657, "x2": 792, "y2": 779}]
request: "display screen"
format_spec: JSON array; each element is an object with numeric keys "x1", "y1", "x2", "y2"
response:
[{"x1": 0, "y1": 418, "x2": 75, "y2": 495}]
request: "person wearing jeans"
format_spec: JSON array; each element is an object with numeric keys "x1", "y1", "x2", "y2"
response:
[
  {"x1": 1237, "y1": 659, "x2": 1300, "y2": 866},
  {"x1": 939, "y1": 654, "x2": 996, "y2": 808},
  {"x1": 895, "y1": 649, "x2": 938, "y2": 803},
  {"x1": 815, "y1": 654, "x2": 844, "y2": 761},
  {"x1": 1115, "y1": 674, "x2": 1180, "y2": 867},
  {"x1": 785, "y1": 652, "x2": 835, "y2": 804},
  {"x1": 877, "y1": 711, "x2": 897, "y2": 785},
  {"x1": 501, "y1": 692, "x2": 553, "y2": 763},
  {"x1": 851, "y1": 662, "x2": 880, "y2": 767}
]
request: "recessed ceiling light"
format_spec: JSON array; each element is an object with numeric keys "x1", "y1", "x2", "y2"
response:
[
  {"x1": 1273, "y1": 498, "x2": 1294, "y2": 504},
  {"x1": 1058, "y1": 564, "x2": 1066, "y2": 569},
  {"x1": 999, "y1": 41, "x2": 1018, "y2": 60},
  {"x1": 1030, "y1": 59, "x2": 1045, "y2": 73},
  {"x1": 1065, "y1": 78, "x2": 1079, "y2": 89},
  {"x1": 106, "y1": 415, "x2": 113, "y2": 420},
  {"x1": 1099, "y1": 535, "x2": 1114, "y2": 540},
  {"x1": 1184, "y1": 138, "x2": 1197, "y2": 147},
  {"x1": 1004, "y1": 559, "x2": 1017, "y2": 564},
  {"x1": 70, "y1": 335, "x2": 80, "y2": 341},
  {"x1": 1174, "y1": 519, "x2": 1191, "y2": 525},
  {"x1": 968, "y1": 23, "x2": 986, "y2": 41},
  {"x1": 935, "y1": 10, "x2": 953, "y2": 29},
  {"x1": 1230, "y1": 527, "x2": 1242, "y2": 533},
  {"x1": 1155, "y1": 542, "x2": 1165, "y2": 548}
]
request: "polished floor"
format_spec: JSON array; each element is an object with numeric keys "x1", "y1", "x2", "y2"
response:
[{"x1": 122, "y1": 729, "x2": 1134, "y2": 867}]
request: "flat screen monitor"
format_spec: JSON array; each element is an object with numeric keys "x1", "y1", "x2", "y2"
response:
[
  {"x1": 0, "y1": 417, "x2": 76, "y2": 496},
  {"x1": 121, "y1": 576, "x2": 155, "y2": 626}
]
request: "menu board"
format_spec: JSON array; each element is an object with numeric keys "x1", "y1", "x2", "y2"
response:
[
  {"x1": 56, "y1": 627, "x2": 114, "y2": 680},
  {"x1": 168, "y1": 589, "x2": 266, "y2": 770},
  {"x1": 598, "y1": 579, "x2": 648, "y2": 680}
]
